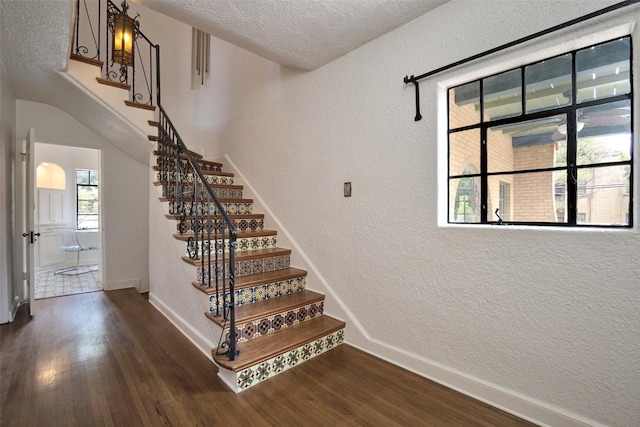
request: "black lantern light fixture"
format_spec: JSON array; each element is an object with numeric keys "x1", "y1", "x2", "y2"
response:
[{"x1": 108, "y1": 0, "x2": 139, "y2": 80}]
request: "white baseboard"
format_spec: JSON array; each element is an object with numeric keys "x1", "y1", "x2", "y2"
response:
[
  {"x1": 216, "y1": 369, "x2": 238, "y2": 393},
  {"x1": 346, "y1": 337, "x2": 603, "y2": 427},
  {"x1": 221, "y1": 154, "x2": 603, "y2": 427},
  {"x1": 149, "y1": 292, "x2": 215, "y2": 362},
  {"x1": 106, "y1": 277, "x2": 139, "y2": 291}
]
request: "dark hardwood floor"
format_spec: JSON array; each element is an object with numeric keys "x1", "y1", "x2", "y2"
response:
[{"x1": 0, "y1": 289, "x2": 535, "y2": 426}]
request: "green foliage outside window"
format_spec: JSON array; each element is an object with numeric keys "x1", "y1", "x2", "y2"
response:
[{"x1": 77, "y1": 170, "x2": 99, "y2": 229}]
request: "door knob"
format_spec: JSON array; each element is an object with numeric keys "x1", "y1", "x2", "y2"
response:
[{"x1": 23, "y1": 231, "x2": 41, "y2": 244}]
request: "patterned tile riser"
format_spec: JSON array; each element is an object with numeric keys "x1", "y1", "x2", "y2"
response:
[
  {"x1": 156, "y1": 142, "x2": 208, "y2": 165},
  {"x1": 169, "y1": 201, "x2": 253, "y2": 216},
  {"x1": 197, "y1": 255, "x2": 290, "y2": 280},
  {"x1": 185, "y1": 236, "x2": 277, "y2": 258},
  {"x1": 156, "y1": 171, "x2": 234, "y2": 186},
  {"x1": 176, "y1": 217, "x2": 264, "y2": 235},
  {"x1": 155, "y1": 144, "x2": 181, "y2": 160},
  {"x1": 162, "y1": 185, "x2": 243, "y2": 200},
  {"x1": 223, "y1": 301, "x2": 324, "y2": 345},
  {"x1": 232, "y1": 330, "x2": 344, "y2": 392},
  {"x1": 156, "y1": 153, "x2": 223, "y2": 173},
  {"x1": 207, "y1": 276, "x2": 307, "y2": 310}
]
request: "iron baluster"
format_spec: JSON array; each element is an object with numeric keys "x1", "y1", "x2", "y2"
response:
[
  {"x1": 105, "y1": 0, "x2": 109, "y2": 72},
  {"x1": 228, "y1": 237, "x2": 237, "y2": 360},
  {"x1": 74, "y1": 0, "x2": 81, "y2": 55},
  {"x1": 72, "y1": 0, "x2": 101, "y2": 59},
  {"x1": 156, "y1": 45, "x2": 161, "y2": 106},
  {"x1": 132, "y1": 38, "x2": 137, "y2": 101},
  {"x1": 73, "y1": 0, "x2": 159, "y2": 105},
  {"x1": 206, "y1": 196, "x2": 212, "y2": 291},
  {"x1": 214, "y1": 203, "x2": 220, "y2": 315},
  {"x1": 157, "y1": 106, "x2": 237, "y2": 361},
  {"x1": 221, "y1": 208, "x2": 228, "y2": 322}
]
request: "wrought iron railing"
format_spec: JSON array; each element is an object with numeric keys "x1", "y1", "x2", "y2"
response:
[
  {"x1": 72, "y1": 0, "x2": 238, "y2": 360},
  {"x1": 157, "y1": 107, "x2": 238, "y2": 360},
  {"x1": 72, "y1": 0, "x2": 160, "y2": 106}
]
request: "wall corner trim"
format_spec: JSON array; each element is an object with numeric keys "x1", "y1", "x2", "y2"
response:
[{"x1": 149, "y1": 292, "x2": 215, "y2": 362}]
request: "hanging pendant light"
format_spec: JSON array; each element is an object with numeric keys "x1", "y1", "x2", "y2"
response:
[{"x1": 111, "y1": 1, "x2": 139, "y2": 67}]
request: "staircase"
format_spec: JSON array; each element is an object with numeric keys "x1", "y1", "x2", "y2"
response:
[
  {"x1": 67, "y1": 0, "x2": 345, "y2": 391},
  {"x1": 150, "y1": 124, "x2": 345, "y2": 392}
]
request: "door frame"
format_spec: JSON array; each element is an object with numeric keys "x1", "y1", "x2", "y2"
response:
[{"x1": 14, "y1": 128, "x2": 36, "y2": 318}]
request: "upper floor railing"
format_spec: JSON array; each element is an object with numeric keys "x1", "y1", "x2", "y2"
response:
[{"x1": 73, "y1": 0, "x2": 160, "y2": 106}]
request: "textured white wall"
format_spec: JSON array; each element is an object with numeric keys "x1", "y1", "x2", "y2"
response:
[
  {"x1": 0, "y1": 56, "x2": 16, "y2": 323},
  {"x1": 125, "y1": 2, "x2": 229, "y2": 156},
  {"x1": 192, "y1": 1, "x2": 639, "y2": 426},
  {"x1": 17, "y1": 101, "x2": 149, "y2": 292}
]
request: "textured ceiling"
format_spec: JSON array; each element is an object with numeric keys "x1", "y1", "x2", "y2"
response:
[
  {"x1": 0, "y1": 0, "x2": 72, "y2": 102},
  {"x1": 134, "y1": 0, "x2": 449, "y2": 71},
  {"x1": 0, "y1": 0, "x2": 447, "y2": 161}
]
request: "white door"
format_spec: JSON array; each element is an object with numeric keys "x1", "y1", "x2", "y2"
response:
[{"x1": 18, "y1": 128, "x2": 37, "y2": 316}]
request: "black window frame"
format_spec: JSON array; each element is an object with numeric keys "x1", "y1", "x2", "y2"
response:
[
  {"x1": 76, "y1": 169, "x2": 99, "y2": 230},
  {"x1": 447, "y1": 36, "x2": 634, "y2": 228}
]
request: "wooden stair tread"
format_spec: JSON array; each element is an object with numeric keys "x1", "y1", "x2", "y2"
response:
[
  {"x1": 213, "y1": 315, "x2": 345, "y2": 372},
  {"x1": 70, "y1": 53, "x2": 103, "y2": 68},
  {"x1": 160, "y1": 197, "x2": 253, "y2": 204},
  {"x1": 205, "y1": 290, "x2": 324, "y2": 326},
  {"x1": 181, "y1": 247, "x2": 291, "y2": 266},
  {"x1": 124, "y1": 100, "x2": 156, "y2": 111},
  {"x1": 173, "y1": 229, "x2": 276, "y2": 241},
  {"x1": 192, "y1": 267, "x2": 307, "y2": 295},
  {"x1": 152, "y1": 165, "x2": 233, "y2": 177},
  {"x1": 96, "y1": 77, "x2": 130, "y2": 90},
  {"x1": 148, "y1": 120, "x2": 160, "y2": 127}
]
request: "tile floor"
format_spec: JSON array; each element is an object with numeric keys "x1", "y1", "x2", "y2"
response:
[{"x1": 34, "y1": 265, "x2": 102, "y2": 299}]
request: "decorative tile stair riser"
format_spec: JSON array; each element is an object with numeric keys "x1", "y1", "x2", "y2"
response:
[
  {"x1": 156, "y1": 171, "x2": 234, "y2": 186},
  {"x1": 155, "y1": 142, "x2": 346, "y2": 393},
  {"x1": 168, "y1": 200, "x2": 253, "y2": 216},
  {"x1": 208, "y1": 276, "x2": 307, "y2": 311},
  {"x1": 185, "y1": 235, "x2": 277, "y2": 258},
  {"x1": 197, "y1": 255, "x2": 291, "y2": 281},
  {"x1": 233, "y1": 329, "x2": 344, "y2": 392},
  {"x1": 162, "y1": 185, "x2": 243, "y2": 200},
  {"x1": 156, "y1": 157, "x2": 223, "y2": 173},
  {"x1": 176, "y1": 217, "x2": 264, "y2": 235},
  {"x1": 223, "y1": 301, "x2": 324, "y2": 344}
]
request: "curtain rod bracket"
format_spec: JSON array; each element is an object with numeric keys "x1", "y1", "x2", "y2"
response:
[
  {"x1": 401, "y1": 0, "x2": 639, "y2": 121},
  {"x1": 404, "y1": 75, "x2": 422, "y2": 121}
]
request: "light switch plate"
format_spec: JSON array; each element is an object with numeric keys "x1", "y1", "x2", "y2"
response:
[{"x1": 344, "y1": 182, "x2": 352, "y2": 197}]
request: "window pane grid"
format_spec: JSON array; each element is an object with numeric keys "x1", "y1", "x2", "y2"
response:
[
  {"x1": 448, "y1": 36, "x2": 632, "y2": 227},
  {"x1": 76, "y1": 169, "x2": 99, "y2": 230}
]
